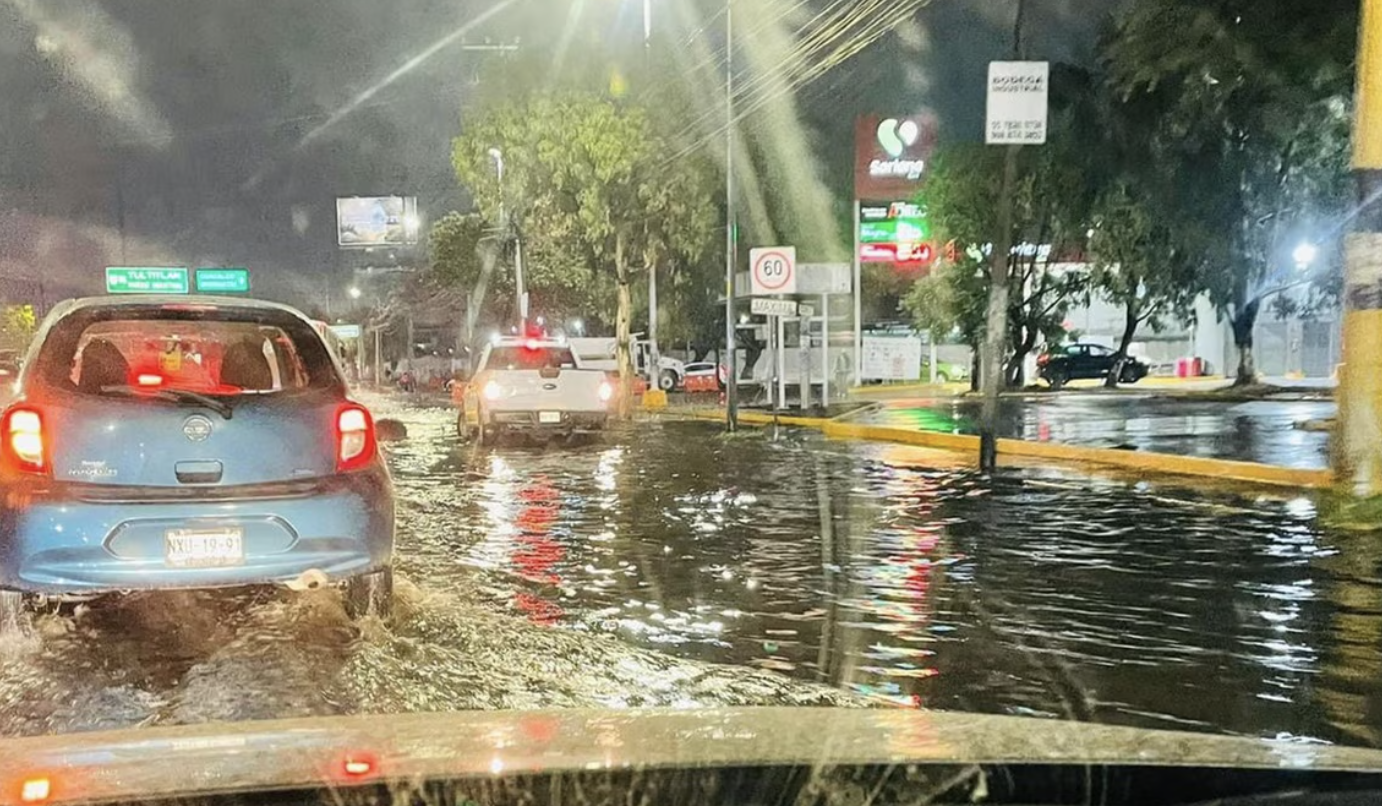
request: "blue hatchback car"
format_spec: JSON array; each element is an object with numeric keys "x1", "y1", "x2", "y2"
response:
[{"x1": 0, "y1": 296, "x2": 394, "y2": 630}]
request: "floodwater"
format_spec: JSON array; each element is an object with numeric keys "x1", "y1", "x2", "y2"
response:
[
  {"x1": 853, "y1": 393, "x2": 1335, "y2": 469},
  {"x1": 2, "y1": 395, "x2": 1381, "y2": 753}
]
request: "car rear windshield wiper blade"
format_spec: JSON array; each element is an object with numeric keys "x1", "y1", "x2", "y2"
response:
[{"x1": 99, "y1": 385, "x2": 234, "y2": 420}]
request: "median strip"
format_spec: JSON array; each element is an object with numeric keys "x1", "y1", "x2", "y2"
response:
[{"x1": 672, "y1": 408, "x2": 1332, "y2": 489}]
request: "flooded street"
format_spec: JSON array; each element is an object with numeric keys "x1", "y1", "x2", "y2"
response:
[
  {"x1": 3, "y1": 395, "x2": 1381, "y2": 750},
  {"x1": 853, "y1": 393, "x2": 1335, "y2": 468}
]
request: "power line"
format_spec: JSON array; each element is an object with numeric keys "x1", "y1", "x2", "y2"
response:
[{"x1": 661, "y1": 0, "x2": 931, "y2": 167}]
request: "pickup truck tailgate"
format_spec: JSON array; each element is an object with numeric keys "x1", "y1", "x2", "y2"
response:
[{"x1": 486, "y1": 368, "x2": 609, "y2": 411}]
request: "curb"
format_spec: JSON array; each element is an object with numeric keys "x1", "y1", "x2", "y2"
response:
[{"x1": 672, "y1": 408, "x2": 1332, "y2": 489}]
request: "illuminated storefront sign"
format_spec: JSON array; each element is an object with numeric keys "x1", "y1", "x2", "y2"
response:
[
  {"x1": 858, "y1": 201, "x2": 933, "y2": 267},
  {"x1": 854, "y1": 114, "x2": 938, "y2": 200}
]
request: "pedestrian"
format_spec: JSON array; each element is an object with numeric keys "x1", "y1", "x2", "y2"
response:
[{"x1": 833, "y1": 352, "x2": 851, "y2": 400}]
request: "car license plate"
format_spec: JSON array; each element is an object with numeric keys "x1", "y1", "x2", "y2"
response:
[
  {"x1": 165, "y1": 527, "x2": 244, "y2": 568},
  {"x1": 538, "y1": 411, "x2": 562, "y2": 424}
]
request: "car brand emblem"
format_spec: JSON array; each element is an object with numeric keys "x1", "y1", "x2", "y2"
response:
[
  {"x1": 542, "y1": 383, "x2": 557, "y2": 390},
  {"x1": 183, "y1": 415, "x2": 214, "y2": 442}
]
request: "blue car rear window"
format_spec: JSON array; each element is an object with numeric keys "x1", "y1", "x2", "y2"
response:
[{"x1": 34, "y1": 306, "x2": 341, "y2": 396}]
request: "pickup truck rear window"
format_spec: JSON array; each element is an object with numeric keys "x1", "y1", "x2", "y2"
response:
[{"x1": 488, "y1": 346, "x2": 578, "y2": 370}]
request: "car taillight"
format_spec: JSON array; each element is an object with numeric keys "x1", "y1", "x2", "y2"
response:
[
  {"x1": 1037, "y1": 353, "x2": 1050, "y2": 366},
  {"x1": 19, "y1": 776, "x2": 51, "y2": 803},
  {"x1": 2, "y1": 406, "x2": 46, "y2": 474},
  {"x1": 336, "y1": 404, "x2": 376, "y2": 472}
]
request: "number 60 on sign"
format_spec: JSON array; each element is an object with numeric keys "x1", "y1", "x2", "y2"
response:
[{"x1": 749, "y1": 246, "x2": 797, "y2": 296}]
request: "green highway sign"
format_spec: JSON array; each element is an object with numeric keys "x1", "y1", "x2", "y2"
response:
[
  {"x1": 195, "y1": 268, "x2": 250, "y2": 294},
  {"x1": 105, "y1": 267, "x2": 190, "y2": 294}
]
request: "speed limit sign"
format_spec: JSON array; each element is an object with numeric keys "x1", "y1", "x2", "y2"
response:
[{"x1": 749, "y1": 246, "x2": 797, "y2": 295}]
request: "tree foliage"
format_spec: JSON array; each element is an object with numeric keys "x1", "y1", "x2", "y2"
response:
[
  {"x1": 1103, "y1": 0, "x2": 1355, "y2": 383},
  {"x1": 0, "y1": 304, "x2": 36, "y2": 350},
  {"x1": 451, "y1": 94, "x2": 717, "y2": 413},
  {"x1": 920, "y1": 139, "x2": 1089, "y2": 386}
]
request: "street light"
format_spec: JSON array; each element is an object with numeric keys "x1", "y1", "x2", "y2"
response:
[
  {"x1": 348, "y1": 286, "x2": 363, "y2": 300},
  {"x1": 1293, "y1": 242, "x2": 1319, "y2": 270},
  {"x1": 489, "y1": 146, "x2": 527, "y2": 334}
]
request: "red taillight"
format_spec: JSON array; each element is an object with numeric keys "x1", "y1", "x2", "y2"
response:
[
  {"x1": 1037, "y1": 353, "x2": 1050, "y2": 366},
  {"x1": 2, "y1": 406, "x2": 46, "y2": 474},
  {"x1": 137, "y1": 373, "x2": 163, "y2": 386},
  {"x1": 19, "y1": 776, "x2": 51, "y2": 803},
  {"x1": 342, "y1": 756, "x2": 374, "y2": 777},
  {"x1": 336, "y1": 404, "x2": 376, "y2": 472}
]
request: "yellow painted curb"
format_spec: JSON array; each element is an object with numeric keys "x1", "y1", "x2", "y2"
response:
[{"x1": 670, "y1": 408, "x2": 1332, "y2": 489}]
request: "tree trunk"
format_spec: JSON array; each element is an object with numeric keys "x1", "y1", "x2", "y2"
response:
[
  {"x1": 1007, "y1": 321, "x2": 1038, "y2": 388},
  {"x1": 1230, "y1": 298, "x2": 1260, "y2": 387},
  {"x1": 1104, "y1": 298, "x2": 1142, "y2": 388},
  {"x1": 615, "y1": 233, "x2": 634, "y2": 419}
]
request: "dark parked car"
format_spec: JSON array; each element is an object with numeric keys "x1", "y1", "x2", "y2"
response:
[
  {"x1": 1037, "y1": 343, "x2": 1148, "y2": 388},
  {"x1": 0, "y1": 296, "x2": 395, "y2": 633}
]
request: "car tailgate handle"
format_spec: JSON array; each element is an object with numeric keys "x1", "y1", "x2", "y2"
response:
[{"x1": 175, "y1": 460, "x2": 224, "y2": 484}]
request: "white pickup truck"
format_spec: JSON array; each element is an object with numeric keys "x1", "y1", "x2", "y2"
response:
[{"x1": 458, "y1": 337, "x2": 614, "y2": 444}]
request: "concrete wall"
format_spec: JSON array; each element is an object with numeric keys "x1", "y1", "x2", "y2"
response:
[{"x1": 1057, "y1": 292, "x2": 1338, "y2": 378}]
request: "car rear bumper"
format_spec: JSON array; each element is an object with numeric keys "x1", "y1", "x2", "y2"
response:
[
  {"x1": 484, "y1": 409, "x2": 608, "y2": 432},
  {"x1": 0, "y1": 469, "x2": 394, "y2": 594}
]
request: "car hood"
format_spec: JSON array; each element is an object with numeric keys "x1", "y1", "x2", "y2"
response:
[{"x1": 3, "y1": 707, "x2": 1381, "y2": 803}]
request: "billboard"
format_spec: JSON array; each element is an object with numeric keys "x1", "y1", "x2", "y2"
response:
[
  {"x1": 861, "y1": 335, "x2": 923, "y2": 381},
  {"x1": 854, "y1": 113, "x2": 938, "y2": 200},
  {"x1": 336, "y1": 196, "x2": 419, "y2": 248}
]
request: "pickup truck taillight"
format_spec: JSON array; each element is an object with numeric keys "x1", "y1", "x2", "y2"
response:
[{"x1": 2, "y1": 405, "x2": 47, "y2": 475}]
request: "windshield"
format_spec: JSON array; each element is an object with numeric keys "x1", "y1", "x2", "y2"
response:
[{"x1": 0, "y1": 0, "x2": 1375, "y2": 802}]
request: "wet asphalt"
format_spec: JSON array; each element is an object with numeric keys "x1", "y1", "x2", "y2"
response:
[
  {"x1": 852, "y1": 392, "x2": 1335, "y2": 469},
  {"x1": 2, "y1": 393, "x2": 1380, "y2": 752}
]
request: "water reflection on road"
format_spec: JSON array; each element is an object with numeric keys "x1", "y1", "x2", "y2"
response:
[
  {"x1": 383, "y1": 399, "x2": 1380, "y2": 746},
  {"x1": 855, "y1": 394, "x2": 1334, "y2": 469},
  {"x1": 2, "y1": 396, "x2": 1379, "y2": 750}
]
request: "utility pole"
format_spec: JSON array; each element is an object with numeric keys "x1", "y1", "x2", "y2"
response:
[
  {"x1": 724, "y1": 0, "x2": 739, "y2": 431},
  {"x1": 489, "y1": 147, "x2": 527, "y2": 335},
  {"x1": 978, "y1": 0, "x2": 1026, "y2": 473},
  {"x1": 643, "y1": 0, "x2": 662, "y2": 391},
  {"x1": 1337, "y1": 0, "x2": 1382, "y2": 495}
]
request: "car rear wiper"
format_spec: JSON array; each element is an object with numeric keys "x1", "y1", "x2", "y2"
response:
[{"x1": 99, "y1": 385, "x2": 234, "y2": 420}]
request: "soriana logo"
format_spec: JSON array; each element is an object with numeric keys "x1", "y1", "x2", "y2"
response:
[{"x1": 854, "y1": 113, "x2": 938, "y2": 200}]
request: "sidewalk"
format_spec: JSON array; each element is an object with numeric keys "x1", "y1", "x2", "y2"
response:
[{"x1": 847, "y1": 375, "x2": 1335, "y2": 402}]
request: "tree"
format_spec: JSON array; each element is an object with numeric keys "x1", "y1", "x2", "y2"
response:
[
  {"x1": 427, "y1": 210, "x2": 617, "y2": 345},
  {"x1": 1104, "y1": 0, "x2": 1355, "y2": 384},
  {"x1": 920, "y1": 137, "x2": 1089, "y2": 388},
  {"x1": 426, "y1": 212, "x2": 501, "y2": 347},
  {"x1": 452, "y1": 95, "x2": 717, "y2": 415},
  {"x1": 1086, "y1": 183, "x2": 1201, "y2": 386},
  {"x1": 0, "y1": 304, "x2": 35, "y2": 351},
  {"x1": 902, "y1": 257, "x2": 987, "y2": 388}
]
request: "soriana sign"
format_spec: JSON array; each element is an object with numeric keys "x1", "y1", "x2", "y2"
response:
[{"x1": 854, "y1": 113, "x2": 938, "y2": 200}]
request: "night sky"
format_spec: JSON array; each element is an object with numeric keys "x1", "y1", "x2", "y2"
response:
[{"x1": 0, "y1": 0, "x2": 1111, "y2": 309}]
